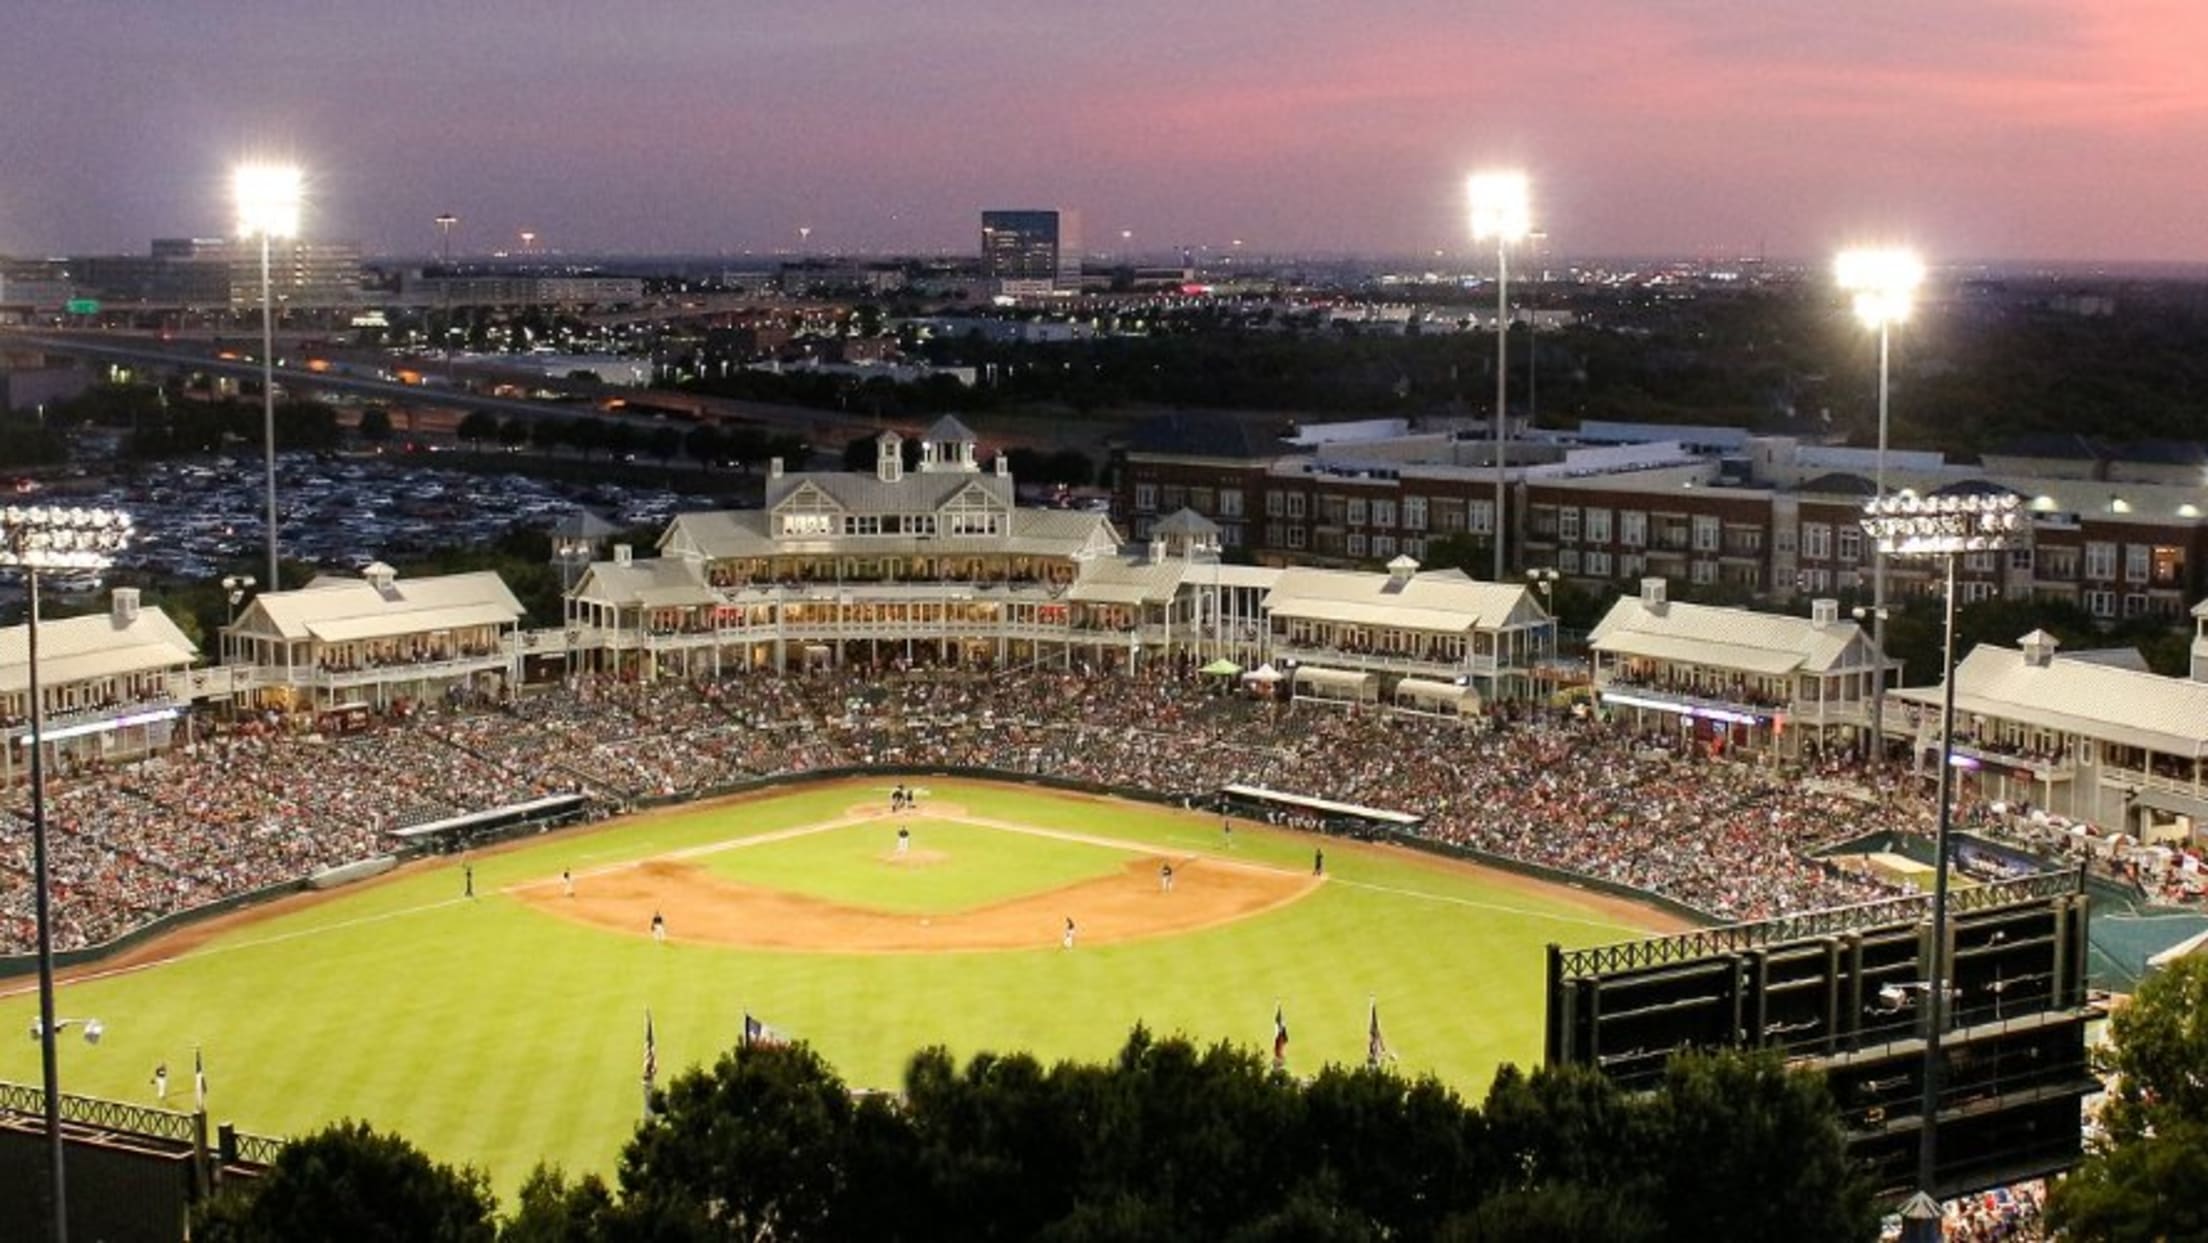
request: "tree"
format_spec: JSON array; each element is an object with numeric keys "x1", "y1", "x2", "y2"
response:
[
  {"x1": 357, "y1": 407, "x2": 395, "y2": 446},
  {"x1": 609, "y1": 1042, "x2": 866, "y2": 1241},
  {"x1": 499, "y1": 416, "x2": 531, "y2": 452},
  {"x1": 1644, "y1": 1052, "x2": 1873, "y2": 1243},
  {"x1": 2050, "y1": 956, "x2": 2208, "y2": 1239},
  {"x1": 648, "y1": 425, "x2": 683, "y2": 467},
  {"x1": 685, "y1": 424, "x2": 726, "y2": 471},
  {"x1": 501, "y1": 1163, "x2": 614, "y2": 1243},
  {"x1": 190, "y1": 1119, "x2": 495, "y2": 1242},
  {"x1": 458, "y1": 409, "x2": 502, "y2": 451}
]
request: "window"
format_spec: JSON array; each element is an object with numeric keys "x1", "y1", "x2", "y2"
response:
[
  {"x1": 1160, "y1": 485, "x2": 1187, "y2": 511},
  {"x1": 1287, "y1": 525, "x2": 1308, "y2": 550},
  {"x1": 843, "y1": 515, "x2": 881, "y2": 536},
  {"x1": 782, "y1": 513, "x2": 834, "y2": 536},
  {"x1": 1964, "y1": 551, "x2": 1995, "y2": 573},
  {"x1": 1220, "y1": 523, "x2": 1243, "y2": 548},
  {"x1": 1723, "y1": 525, "x2": 1763, "y2": 556},
  {"x1": 1802, "y1": 523, "x2": 1832, "y2": 560},
  {"x1": 1527, "y1": 505, "x2": 1559, "y2": 539},
  {"x1": 1837, "y1": 528, "x2": 1863, "y2": 563},
  {"x1": 1372, "y1": 499, "x2": 1397, "y2": 529},
  {"x1": 1346, "y1": 497, "x2": 1368, "y2": 526},
  {"x1": 1559, "y1": 507, "x2": 1581, "y2": 542},
  {"x1": 2039, "y1": 545, "x2": 2078, "y2": 579},
  {"x1": 1320, "y1": 495, "x2": 1348, "y2": 526},
  {"x1": 2085, "y1": 589, "x2": 2116, "y2": 618},
  {"x1": 1620, "y1": 511, "x2": 1647, "y2": 548},
  {"x1": 1799, "y1": 568, "x2": 1832, "y2": 594},
  {"x1": 1134, "y1": 483, "x2": 1157, "y2": 513},
  {"x1": 1266, "y1": 490, "x2": 1284, "y2": 518},
  {"x1": 2126, "y1": 544, "x2": 2150, "y2": 583},
  {"x1": 1559, "y1": 548, "x2": 1581, "y2": 574},
  {"x1": 1585, "y1": 507, "x2": 1612, "y2": 544},
  {"x1": 2124, "y1": 593, "x2": 2149, "y2": 617},
  {"x1": 2085, "y1": 542, "x2": 2117, "y2": 580},
  {"x1": 2153, "y1": 545, "x2": 2185, "y2": 585},
  {"x1": 1434, "y1": 500, "x2": 1466, "y2": 533},
  {"x1": 1189, "y1": 486, "x2": 1216, "y2": 514},
  {"x1": 1691, "y1": 560, "x2": 1718, "y2": 585},
  {"x1": 1403, "y1": 536, "x2": 1426, "y2": 560},
  {"x1": 2009, "y1": 546, "x2": 2034, "y2": 574},
  {"x1": 1347, "y1": 532, "x2": 1368, "y2": 558},
  {"x1": 1469, "y1": 500, "x2": 1495, "y2": 535},
  {"x1": 1287, "y1": 493, "x2": 1307, "y2": 520},
  {"x1": 1373, "y1": 535, "x2": 1396, "y2": 558},
  {"x1": 1403, "y1": 496, "x2": 1428, "y2": 531},
  {"x1": 1963, "y1": 580, "x2": 1998, "y2": 604},
  {"x1": 1692, "y1": 515, "x2": 1720, "y2": 552},
  {"x1": 1219, "y1": 489, "x2": 1244, "y2": 518},
  {"x1": 1585, "y1": 550, "x2": 1613, "y2": 577},
  {"x1": 1620, "y1": 554, "x2": 1646, "y2": 579}
]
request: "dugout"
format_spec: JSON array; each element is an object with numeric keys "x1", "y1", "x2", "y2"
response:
[{"x1": 1215, "y1": 782, "x2": 1421, "y2": 840}]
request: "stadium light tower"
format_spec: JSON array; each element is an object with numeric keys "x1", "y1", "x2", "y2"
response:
[
  {"x1": 1859, "y1": 491, "x2": 2024, "y2": 1210},
  {"x1": 1469, "y1": 171, "x2": 1531, "y2": 582},
  {"x1": 234, "y1": 163, "x2": 302, "y2": 591},
  {"x1": 1, "y1": 505, "x2": 134, "y2": 1243},
  {"x1": 1836, "y1": 247, "x2": 1924, "y2": 766}
]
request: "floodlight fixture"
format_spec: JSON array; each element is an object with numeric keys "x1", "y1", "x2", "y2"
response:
[
  {"x1": 1859, "y1": 492, "x2": 2026, "y2": 557},
  {"x1": 233, "y1": 164, "x2": 302, "y2": 239},
  {"x1": 1836, "y1": 247, "x2": 1924, "y2": 328},
  {"x1": 1466, "y1": 171, "x2": 1532, "y2": 244},
  {"x1": 0, "y1": 507, "x2": 134, "y2": 570}
]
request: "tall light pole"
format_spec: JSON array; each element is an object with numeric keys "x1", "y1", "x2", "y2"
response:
[
  {"x1": 1469, "y1": 172, "x2": 1531, "y2": 583},
  {"x1": 234, "y1": 164, "x2": 302, "y2": 591},
  {"x1": 1859, "y1": 491, "x2": 2024, "y2": 1211},
  {"x1": 2, "y1": 504, "x2": 135, "y2": 1243},
  {"x1": 1836, "y1": 247, "x2": 1924, "y2": 765},
  {"x1": 434, "y1": 212, "x2": 459, "y2": 384}
]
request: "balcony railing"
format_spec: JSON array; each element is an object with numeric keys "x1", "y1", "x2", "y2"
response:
[{"x1": 1270, "y1": 643, "x2": 1502, "y2": 678}]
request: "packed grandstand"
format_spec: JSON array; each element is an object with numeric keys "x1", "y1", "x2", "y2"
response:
[{"x1": 7, "y1": 663, "x2": 2182, "y2": 958}]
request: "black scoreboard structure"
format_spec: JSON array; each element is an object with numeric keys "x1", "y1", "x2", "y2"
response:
[{"x1": 1546, "y1": 870, "x2": 2100, "y2": 1200}]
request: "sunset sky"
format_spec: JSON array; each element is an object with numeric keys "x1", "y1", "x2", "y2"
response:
[{"x1": 4, "y1": 1, "x2": 2204, "y2": 262}]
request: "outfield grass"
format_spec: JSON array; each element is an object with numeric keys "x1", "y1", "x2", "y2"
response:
[{"x1": 0, "y1": 778, "x2": 1670, "y2": 1203}]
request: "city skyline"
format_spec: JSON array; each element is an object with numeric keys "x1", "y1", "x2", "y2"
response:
[{"x1": 3, "y1": 2, "x2": 2205, "y2": 263}]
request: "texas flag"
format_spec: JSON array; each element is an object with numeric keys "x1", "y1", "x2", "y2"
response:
[
  {"x1": 643, "y1": 1010, "x2": 657, "y2": 1087},
  {"x1": 194, "y1": 1048, "x2": 208, "y2": 1112},
  {"x1": 1272, "y1": 1003, "x2": 1289, "y2": 1071},
  {"x1": 1367, "y1": 1000, "x2": 1390, "y2": 1069}
]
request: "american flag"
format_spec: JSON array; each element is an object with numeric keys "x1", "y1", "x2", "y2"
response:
[
  {"x1": 1367, "y1": 1000, "x2": 1390, "y2": 1069},
  {"x1": 1272, "y1": 1003, "x2": 1289, "y2": 1071},
  {"x1": 194, "y1": 1048, "x2": 208, "y2": 1112},
  {"x1": 643, "y1": 1010, "x2": 657, "y2": 1086}
]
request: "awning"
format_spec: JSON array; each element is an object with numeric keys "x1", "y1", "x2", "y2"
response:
[
  {"x1": 1294, "y1": 666, "x2": 1378, "y2": 696},
  {"x1": 1199, "y1": 658, "x2": 1244, "y2": 676},
  {"x1": 1242, "y1": 663, "x2": 1285, "y2": 684},
  {"x1": 1265, "y1": 596, "x2": 1478, "y2": 633},
  {"x1": 1395, "y1": 677, "x2": 1475, "y2": 705}
]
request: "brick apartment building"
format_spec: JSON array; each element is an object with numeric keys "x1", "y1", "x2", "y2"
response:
[{"x1": 1115, "y1": 413, "x2": 2208, "y2": 620}]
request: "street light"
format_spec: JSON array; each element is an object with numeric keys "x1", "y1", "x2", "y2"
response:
[
  {"x1": 1469, "y1": 171, "x2": 1531, "y2": 583},
  {"x1": 222, "y1": 574, "x2": 256, "y2": 626},
  {"x1": 1836, "y1": 247, "x2": 1924, "y2": 766},
  {"x1": 1, "y1": 504, "x2": 134, "y2": 1243},
  {"x1": 1859, "y1": 491, "x2": 2024, "y2": 1211},
  {"x1": 434, "y1": 212, "x2": 460, "y2": 387},
  {"x1": 234, "y1": 163, "x2": 302, "y2": 591}
]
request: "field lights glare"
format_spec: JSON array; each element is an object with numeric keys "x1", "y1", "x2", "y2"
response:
[
  {"x1": 1835, "y1": 247, "x2": 1924, "y2": 328},
  {"x1": 1859, "y1": 493, "x2": 2024, "y2": 556},
  {"x1": 1466, "y1": 171, "x2": 1532, "y2": 244},
  {"x1": 233, "y1": 163, "x2": 302, "y2": 239}
]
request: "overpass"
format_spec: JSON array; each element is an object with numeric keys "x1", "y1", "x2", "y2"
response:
[{"x1": 4, "y1": 330, "x2": 880, "y2": 444}]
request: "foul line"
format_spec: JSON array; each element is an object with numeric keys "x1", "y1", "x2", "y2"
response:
[{"x1": 0, "y1": 896, "x2": 479, "y2": 1000}]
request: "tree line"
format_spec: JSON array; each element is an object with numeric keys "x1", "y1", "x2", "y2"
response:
[{"x1": 194, "y1": 1028, "x2": 1875, "y2": 1242}]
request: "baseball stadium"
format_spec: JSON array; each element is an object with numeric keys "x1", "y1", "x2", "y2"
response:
[{"x1": 1, "y1": 421, "x2": 2198, "y2": 1232}]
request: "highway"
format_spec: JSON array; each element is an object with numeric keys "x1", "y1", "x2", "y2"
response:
[{"x1": 5, "y1": 330, "x2": 878, "y2": 443}]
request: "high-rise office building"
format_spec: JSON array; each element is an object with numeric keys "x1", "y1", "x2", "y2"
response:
[{"x1": 980, "y1": 209, "x2": 1080, "y2": 290}]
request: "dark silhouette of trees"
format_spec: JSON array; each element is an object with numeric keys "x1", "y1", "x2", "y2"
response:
[{"x1": 191, "y1": 1119, "x2": 496, "y2": 1243}]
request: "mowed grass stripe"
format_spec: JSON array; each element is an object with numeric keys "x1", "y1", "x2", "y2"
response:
[{"x1": 0, "y1": 778, "x2": 1669, "y2": 1203}]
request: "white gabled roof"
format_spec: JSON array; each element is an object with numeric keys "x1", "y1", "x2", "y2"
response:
[
  {"x1": 0, "y1": 602, "x2": 199, "y2": 694},
  {"x1": 1264, "y1": 567, "x2": 1544, "y2": 634},
  {"x1": 1589, "y1": 597, "x2": 1871, "y2": 676},
  {"x1": 657, "y1": 507, "x2": 1116, "y2": 562},
  {"x1": 1894, "y1": 646, "x2": 2208, "y2": 757},
  {"x1": 234, "y1": 572, "x2": 524, "y2": 643},
  {"x1": 570, "y1": 556, "x2": 718, "y2": 609}
]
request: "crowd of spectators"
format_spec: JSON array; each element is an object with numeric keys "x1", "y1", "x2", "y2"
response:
[{"x1": 0, "y1": 664, "x2": 2156, "y2": 955}]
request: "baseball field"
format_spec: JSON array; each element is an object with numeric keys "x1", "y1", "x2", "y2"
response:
[{"x1": 0, "y1": 777, "x2": 1684, "y2": 1200}]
